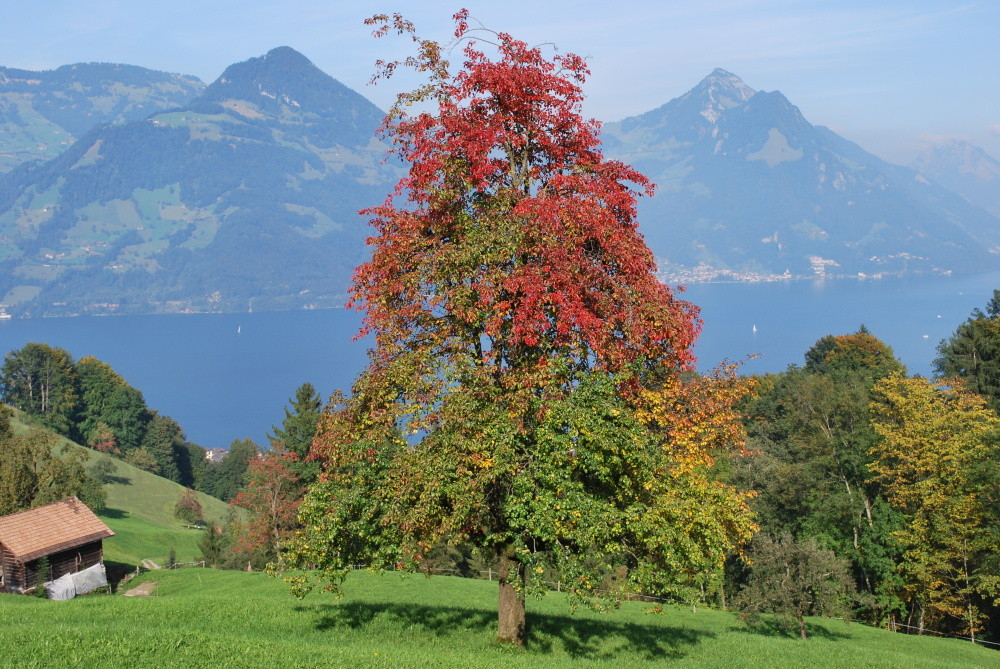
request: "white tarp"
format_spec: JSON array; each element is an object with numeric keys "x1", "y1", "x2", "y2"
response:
[
  {"x1": 72, "y1": 562, "x2": 108, "y2": 595},
  {"x1": 46, "y1": 573, "x2": 76, "y2": 601},
  {"x1": 44, "y1": 563, "x2": 108, "y2": 600}
]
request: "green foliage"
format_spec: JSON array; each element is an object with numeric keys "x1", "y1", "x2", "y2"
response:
[
  {"x1": 124, "y1": 446, "x2": 160, "y2": 475},
  {"x1": 295, "y1": 15, "x2": 755, "y2": 646},
  {"x1": 738, "y1": 533, "x2": 859, "y2": 640},
  {"x1": 804, "y1": 327, "x2": 905, "y2": 379},
  {"x1": 268, "y1": 382, "x2": 321, "y2": 483},
  {"x1": 141, "y1": 413, "x2": 192, "y2": 485},
  {"x1": 934, "y1": 289, "x2": 1000, "y2": 411},
  {"x1": 76, "y1": 355, "x2": 151, "y2": 453},
  {"x1": 738, "y1": 330, "x2": 907, "y2": 624},
  {"x1": 89, "y1": 458, "x2": 117, "y2": 484},
  {"x1": 0, "y1": 422, "x2": 103, "y2": 515},
  {"x1": 292, "y1": 372, "x2": 755, "y2": 607},
  {"x1": 174, "y1": 488, "x2": 205, "y2": 525},
  {"x1": 0, "y1": 342, "x2": 80, "y2": 437},
  {"x1": 869, "y1": 376, "x2": 1000, "y2": 639},
  {"x1": 204, "y1": 438, "x2": 260, "y2": 502},
  {"x1": 198, "y1": 523, "x2": 232, "y2": 569},
  {"x1": 33, "y1": 556, "x2": 51, "y2": 598}
]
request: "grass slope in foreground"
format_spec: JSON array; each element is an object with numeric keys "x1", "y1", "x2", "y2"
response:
[{"x1": 1, "y1": 569, "x2": 996, "y2": 668}]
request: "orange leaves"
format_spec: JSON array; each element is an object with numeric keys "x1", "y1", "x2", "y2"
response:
[{"x1": 635, "y1": 362, "x2": 757, "y2": 473}]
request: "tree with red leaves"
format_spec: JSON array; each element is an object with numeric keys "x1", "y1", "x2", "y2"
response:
[
  {"x1": 288, "y1": 11, "x2": 755, "y2": 646},
  {"x1": 232, "y1": 449, "x2": 303, "y2": 565}
]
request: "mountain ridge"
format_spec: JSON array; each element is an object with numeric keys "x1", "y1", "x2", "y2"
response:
[
  {"x1": 602, "y1": 70, "x2": 1000, "y2": 281},
  {"x1": 0, "y1": 47, "x2": 398, "y2": 317}
]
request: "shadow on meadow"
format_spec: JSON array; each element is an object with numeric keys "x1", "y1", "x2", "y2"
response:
[
  {"x1": 731, "y1": 616, "x2": 852, "y2": 641},
  {"x1": 99, "y1": 507, "x2": 129, "y2": 519},
  {"x1": 303, "y1": 601, "x2": 714, "y2": 661}
]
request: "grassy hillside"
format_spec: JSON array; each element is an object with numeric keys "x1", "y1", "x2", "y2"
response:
[
  {"x1": 0, "y1": 568, "x2": 996, "y2": 668},
  {"x1": 8, "y1": 409, "x2": 233, "y2": 565},
  {"x1": 95, "y1": 453, "x2": 231, "y2": 565}
]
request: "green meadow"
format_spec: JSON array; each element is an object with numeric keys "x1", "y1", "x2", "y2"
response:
[
  {"x1": 95, "y1": 450, "x2": 232, "y2": 565},
  {"x1": 10, "y1": 409, "x2": 232, "y2": 566},
  {"x1": 1, "y1": 568, "x2": 996, "y2": 668}
]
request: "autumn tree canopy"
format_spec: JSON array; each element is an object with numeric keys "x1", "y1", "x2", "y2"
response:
[
  {"x1": 870, "y1": 375, "x2": 1000, "y2": 640},
  {"x1": 288, "y1": 11, "x2": 755, "y2": 646}
]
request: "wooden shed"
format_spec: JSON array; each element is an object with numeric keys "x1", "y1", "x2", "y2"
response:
[{"x1": 0, "y1": 497, "x2": 114, "y2": 594}]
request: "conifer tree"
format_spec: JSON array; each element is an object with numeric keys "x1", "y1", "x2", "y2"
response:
[{"x1": 268, "y1": 383, "x2": 321, "y2": 482}]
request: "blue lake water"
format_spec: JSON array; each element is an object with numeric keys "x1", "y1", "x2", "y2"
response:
[{"x1": 2, "y1": 271, "x2": 998, "y2": 450}]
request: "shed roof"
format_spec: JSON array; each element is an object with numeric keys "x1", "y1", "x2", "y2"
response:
[{"x1": 0, "y1": 497, "x2": 114, "y2": 563}]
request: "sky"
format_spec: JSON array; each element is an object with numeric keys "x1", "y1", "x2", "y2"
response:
[{"x1": 2, "y1": 0, "x2": 998, "y2": 165}]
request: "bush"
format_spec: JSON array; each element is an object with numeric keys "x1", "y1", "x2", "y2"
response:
[
  {"x1": 737, "y1": 533, "x2": 860, "y2": 640},
  {"x1": 174, "y1": 488, "x2": 204, "y2": 525}
]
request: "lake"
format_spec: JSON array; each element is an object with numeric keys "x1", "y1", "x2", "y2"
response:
[{"x1": 1, "y1": 271, "x2": 998, "y2": 450}]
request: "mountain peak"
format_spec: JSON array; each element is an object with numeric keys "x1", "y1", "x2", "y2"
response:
[
  {"x1": 193, "y1": 47, "x2": 384, "y2": 134},
  {"x1": 685, "y1": 68, "x2": 757, "y2": 123},
  {"x1": 912, "y1": 139, "x2": 1000, "y2": 179},
  {"x1": 261, "y1": 46, "x2": 313, "y2": 68}
]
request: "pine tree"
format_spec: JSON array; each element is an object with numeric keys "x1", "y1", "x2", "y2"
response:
[{"x1": 268, "y1": 383, "x2": 321, "y2": 482}]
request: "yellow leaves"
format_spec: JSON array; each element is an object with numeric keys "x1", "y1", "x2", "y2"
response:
[
  {"x1": 633, "y1": 363, "x2": 757, "y2": 473},
  {"x1": 870, "y1": 375, "x2": 999, "y2": 509},
  {"x1": 870, "y1": 374, "x2": 999, "y2": 627}
]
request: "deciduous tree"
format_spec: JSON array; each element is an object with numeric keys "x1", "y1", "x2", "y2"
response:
[
  {"x1": 232, "y1": 449, "x2": 303, "y2": 564},
  {"x1": 738, "y1": 331, "x2": 907, "y2": 622},
  {"x1": 737, "y1": 533, "x2": 858, "y2": 640},
  {"x1": 870, "y1": 375, "x2": 1000, "y2": 640},
  {"x1": 289, "y1": 12, "x2": 754, "y2": 646},
  {"x1": 0, "y1": 343, "x2": 80, "y2": 437},
  {"x1": 76, "y1": 355, "x2": 151, "y2": 453}
]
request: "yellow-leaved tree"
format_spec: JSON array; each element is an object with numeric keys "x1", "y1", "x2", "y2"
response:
[{"x1": 869, "y1": 375, "x2": 1000, "y2": 640}]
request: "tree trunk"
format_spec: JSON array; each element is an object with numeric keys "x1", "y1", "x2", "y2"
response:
[{"x1": 497, "y1": 543, "x2": 526, "y2": 646}]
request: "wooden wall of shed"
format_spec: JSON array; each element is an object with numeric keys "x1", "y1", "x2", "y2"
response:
[
  {"x1": 5, "y1": 540, "x2": 104, "y2": 594},
  {"x1": 1, "y1": 544, "x2": 27, "y2": 594}
]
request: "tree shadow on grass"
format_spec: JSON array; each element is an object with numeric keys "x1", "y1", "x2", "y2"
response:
[
  {"x1": 104, "y1": 560, "x2": 138, "y2": 590},
  {"x1": 99, "y1": 507, "x2": 129, "y2": 519},
  {"x1": 730, "y1": 615, "x2": 852, "y2": 641},
  {"x1": 302, "y1": 601, "x2": 713, "y2": 661}
]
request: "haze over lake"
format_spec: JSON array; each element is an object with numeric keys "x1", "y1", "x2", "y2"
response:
[{"x1": 2, "y1": 272, "x2": 997, "y2": 450}]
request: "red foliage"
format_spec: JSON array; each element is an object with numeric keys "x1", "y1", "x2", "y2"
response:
[
  {"x1": 342, "y1": 11, "x2": 699, "y2": 438},
  {"x1": 232, "y1": 449, "x2": 303, "y2": 556}
]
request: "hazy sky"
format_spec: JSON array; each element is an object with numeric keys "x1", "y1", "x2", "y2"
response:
[{"x1": 3, "y1": 1, "x2": 997, "y2": 164}]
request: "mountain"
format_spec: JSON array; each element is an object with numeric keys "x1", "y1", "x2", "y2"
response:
[
  {"x1": 0, "y1": 47, "x2": 399, "y2": 316},
  {"x1": 602, "y1": 69, "x2": 1000, "y2": 280},
  {"x1": 0, "y1": 63, "x2": 205, "y2": 172},
  {"x1": 911, "y1": 139, "x2": 1000, "y2": 219}
]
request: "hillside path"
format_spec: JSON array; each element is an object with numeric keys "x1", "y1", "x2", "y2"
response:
[{"x1": 122, "y1": 582, "x2": 157, "y2": 597}]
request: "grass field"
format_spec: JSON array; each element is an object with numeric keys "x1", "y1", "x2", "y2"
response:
[
  {"x1": 1, "y1": 568, "x2": 996, "y2": 668},
  {"x1": 8, "y1": 409, "x2": 233, "y2": 566},
  {"x1": 96, "y1": 452, "x2": 233, "y2": 566}
]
